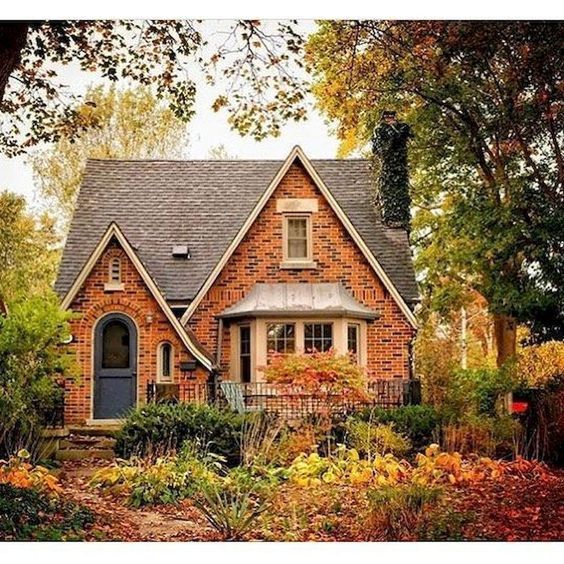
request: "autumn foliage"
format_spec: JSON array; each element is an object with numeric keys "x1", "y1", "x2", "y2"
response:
[{"x1": 262, "y1": 349, "x2": 370, "y2": 403}]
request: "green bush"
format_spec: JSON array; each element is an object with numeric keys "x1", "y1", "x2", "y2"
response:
[
  {"x1": 350, "y1": 405, "x2": 441, "y2": 450},
  {"x1": 115, "y1": 402, "x2": 247, "y2": 464},
  {"x1": 344, "y1": 420, "x2": 411, "y2": 458},
  {"x1": 0, "y1": 297, "x2": 76, "y2": 459},
  {"x1": 0, "y1": 483, "x2": 94, "y2": 541}
]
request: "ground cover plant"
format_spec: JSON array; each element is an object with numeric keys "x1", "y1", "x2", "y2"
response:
[{"x1": 0, "y1": 450, "x2": 94, "y2": 541}]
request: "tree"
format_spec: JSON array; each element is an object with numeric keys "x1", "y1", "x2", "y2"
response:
[
  {"x1": 31, "y1": 85, "x2": 190, "y2": 231},
  {"x1": 0, "y1": 191, "x2": 58, "y2": 308},
  {"x1": 305, "y1": 21, "x2": 564, "y2": 364},
  {"x1": 0, "y1": 20, "x2": 305, "y2": 156}
]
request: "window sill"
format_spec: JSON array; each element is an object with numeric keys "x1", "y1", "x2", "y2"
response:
[
  {"x1": 279, "y1": 261, "x2": 317, "y2": 270},
  {"x1": 104, "y1": 282, "x2": 124, "y2": 292}
]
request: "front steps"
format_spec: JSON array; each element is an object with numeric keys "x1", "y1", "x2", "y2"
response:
[{"x1": 55, "y1": 426, "x2": 120, "y2": 461}]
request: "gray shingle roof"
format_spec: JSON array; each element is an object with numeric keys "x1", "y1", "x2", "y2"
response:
[{"x1": 55, "y1": 158, "x2": 419, "y2": 305}]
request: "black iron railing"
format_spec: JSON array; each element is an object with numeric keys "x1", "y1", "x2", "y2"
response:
[{"x1": 147, "y1": 379, "x2": 421, "y2": 418}]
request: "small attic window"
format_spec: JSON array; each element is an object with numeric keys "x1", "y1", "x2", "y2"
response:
[
  {"x1": 109, "y1": 258, "x2": 121, "y2": 282},
  {"x1": 104, "y1": 258, "x2": 124, "y2": 292}
]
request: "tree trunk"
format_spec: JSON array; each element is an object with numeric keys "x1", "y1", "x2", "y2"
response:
[
  {"x1": 493, "y1": 313, "x2": 517, "y2": 368},
  {"x1": 0, "y1": 22, "x2": 29, "y2": 103},
  {"x1": 460, "y1": 306, "x2": 468, "y2": 369}
]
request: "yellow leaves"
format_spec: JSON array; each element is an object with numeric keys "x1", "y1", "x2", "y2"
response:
[{"x1": 517, "y1": 341, "x2": 564, "y2": 388}]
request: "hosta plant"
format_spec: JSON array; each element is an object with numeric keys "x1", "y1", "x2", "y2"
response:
[
  {"x1": 0, "y1": 449, "x2": 61, "y2": 495},
  {"x1": 412, "y1": 444, "x2": 504, "y2": 485}
]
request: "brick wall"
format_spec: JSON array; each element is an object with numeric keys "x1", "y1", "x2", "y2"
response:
[
  {"x1": 188, "y1": 160, "x2": 416, "y2": 380},
  {"x1": 65, "y1": 239, "x2": 205, "y2": 424}
]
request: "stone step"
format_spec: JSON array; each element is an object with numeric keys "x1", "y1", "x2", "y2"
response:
[
  {"x1": 60, "y1": 437, "x2": 116, "y2": 450},
  {"x1": 67, "y1": 425, "x2": 121, "y2": 437},
  {"x1": 55, "y1": 448, "x2": 115, "y2": 461}
]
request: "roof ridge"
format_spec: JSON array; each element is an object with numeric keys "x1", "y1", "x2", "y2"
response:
[{"x1": 85, "y1": 157, "x2": 372, "y2": 164}]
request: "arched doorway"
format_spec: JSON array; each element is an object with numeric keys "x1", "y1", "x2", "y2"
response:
[{"x1": 94, "y1": 313, "x2": 137, "y2": 419}]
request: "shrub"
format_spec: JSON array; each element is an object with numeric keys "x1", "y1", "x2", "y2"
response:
[
  {"x1": 439, "y1": 415, "x2": 522, "y2": 458},
  {"x1": 262, "y1": 349, "x2": 371, "y2": 405},
  {"x1": 0, "y1": 297, "x2": 76, "y2": 459},
  {"x1": 367, "y1": 484, "x2": 442, "y2": 540},
  {"x1": 268, "y1": 422, "x2": 322, "y2": 466},
  {"x1": 350, "y1": 405, "x2": 441, "y2": 450},
  {"x1": 0, "y1": 483, "x2": 94, "y2": 541},
  {"x1": 115, "y1": 402, "x2": 246, "y2": 464},
  {"x1": 344, "y1": 420, "x2": 411, "y2": 458}
]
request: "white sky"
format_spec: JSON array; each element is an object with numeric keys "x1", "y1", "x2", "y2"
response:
[{"x1": 0, "y1": 20, "x2": 340, "y2": 207}]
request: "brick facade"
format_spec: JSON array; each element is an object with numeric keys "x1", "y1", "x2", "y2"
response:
[
  {"x1": 65, "y1": 160, "x2": 415, "y2": 423},
  {"x1": 65, "y1": 239, "x2": 204, "y2": 425},
  {"x1": 188, "y1": 161, "x2": 415, "y2": 380}
]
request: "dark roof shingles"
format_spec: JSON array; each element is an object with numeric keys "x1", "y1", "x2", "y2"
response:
[{"x1": 56, "y1": 158, "x2": 419, "y2": 305}]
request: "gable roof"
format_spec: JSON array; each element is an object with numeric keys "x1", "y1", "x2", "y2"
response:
[
  {"x1": 56, "y1": 148, "x2": 419, "y2": 318},
  {"x1": 60, "y1": 223, "x2": 214, "y2": 370}
]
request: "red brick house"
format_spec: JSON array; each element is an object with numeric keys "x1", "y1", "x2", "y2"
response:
[{"x1": 56, "y1": 147, "x2": 418, "y2": 424}]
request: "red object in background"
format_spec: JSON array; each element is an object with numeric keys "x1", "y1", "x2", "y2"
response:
[{"x1": 512, "y1": 401, "x2": 529, "y2": 414}]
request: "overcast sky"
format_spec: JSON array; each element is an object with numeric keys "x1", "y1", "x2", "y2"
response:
[{"x1": 0, "y1": 20, "x2": 340, "y2": 208}]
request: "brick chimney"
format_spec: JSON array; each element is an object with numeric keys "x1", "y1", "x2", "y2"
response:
[{"x1": 371, "y1": 111, "x2": 413, "y2": 229}]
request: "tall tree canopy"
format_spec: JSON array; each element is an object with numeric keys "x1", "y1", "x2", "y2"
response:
[
  {"x1": 0, "y1": 20, "x2": 305, "y2": 156},
  {"x1": 0, "y1": 191, "x2": 58, "y2": 306},
  {"x1": 305, "y1": 21, "x2": 564, "y2": 362},
  {"x1": 31, "y1": 85, "x2": 190, "y2": 231}
]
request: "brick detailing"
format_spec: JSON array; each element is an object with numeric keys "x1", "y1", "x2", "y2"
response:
[
  {"x1": 189, "y1": 160, "x2": 415, "y2": 380},
  {"x1": 65, "y1": 238, "x2": 205, "y2": 424}
]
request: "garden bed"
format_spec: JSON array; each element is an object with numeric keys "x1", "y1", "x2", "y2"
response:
[{"x1": 55, "y1": 459, "x2": 564, "y2": 542}]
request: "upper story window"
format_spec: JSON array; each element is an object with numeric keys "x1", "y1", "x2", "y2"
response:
[
  {"x1": 104, "y1": 257, "x2": 124, "y2": 291},
  {"x1": 157, "y1": 342, "x2": 173, "y2": 382},
  {"x1": 267, "y1": 323, "x2": 296, "y2": 355},
  {"x1": 282, "y1": 214, "x2": 315, "y2": 267},
  {"x1": 304, "y1": 322, "x2": 333, "y2": 353}
]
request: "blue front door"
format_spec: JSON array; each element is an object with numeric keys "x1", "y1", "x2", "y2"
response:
[{"x1": 94, "y1": 313, "x2": 137, "y2": 419}]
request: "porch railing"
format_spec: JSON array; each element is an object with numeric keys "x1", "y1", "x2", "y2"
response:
[{"x1": 146, "y1": 379, "x2": 421, "y2": 419}]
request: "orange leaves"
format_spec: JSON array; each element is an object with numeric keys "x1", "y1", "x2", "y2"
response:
[
  {"x1": 0, "y1": 449, "x2": 62, "y2": 495},
  {"x1": 412, "y1": 444, "x2": 505, "y2": 485},
  {"x1": 262, "y1": 349, "x2": 370, "y2": 404}
]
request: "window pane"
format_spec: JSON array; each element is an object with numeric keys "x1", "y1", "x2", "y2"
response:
[
  {"x1": 287, "y1": 217, "x2": 309, "y2": 259},
  {"x1": 348, "y1": 325, "x2": 359, "y2": 358},
  {"x1": 240, "y1": 326, "x2": 251, "y2": 383},
  {"x1": 161, "y1": 343, "x2": 172, "y2": 379},
  {"x1": 288, "y1": 239, "x2": 307, "y2": 259},
  {"x1": 266, "y1": 323, "x2": 295, "y2": 355},
  {"x1": 102, "y1": 321, "x2": 129, "y2": 368},
  {"x1": 304, "y1": 323, "x2": 333, "y2": 353}
]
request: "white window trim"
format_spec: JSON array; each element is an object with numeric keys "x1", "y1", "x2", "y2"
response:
[
  {"x1": 281, "y1": 213, "x2": 316, "y2": 269},
  {"x1": 157, "y1": 341, "x2": 174, "y2": 383}
]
